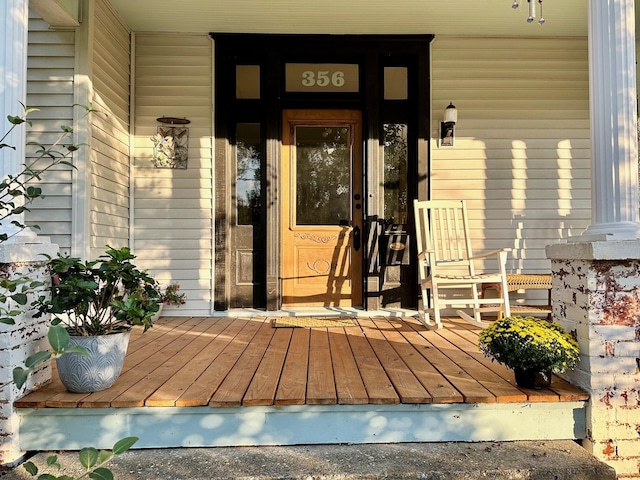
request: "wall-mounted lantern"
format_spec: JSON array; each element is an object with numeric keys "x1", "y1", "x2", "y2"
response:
[
  {"x1": 440, "y1": 102, "x2": 457, "y2": 148},
  {"x1": 151, "y1": 116, "x2": 190, "y2": 169}
]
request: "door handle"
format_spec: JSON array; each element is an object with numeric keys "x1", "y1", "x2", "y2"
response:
[{"x1": 353, "y1": 225, "x2": 361, "y2": 252}]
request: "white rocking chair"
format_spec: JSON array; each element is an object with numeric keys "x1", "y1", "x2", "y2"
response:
[{"x1": 413, "y1": 199, "x2": 510, "y2": 329}]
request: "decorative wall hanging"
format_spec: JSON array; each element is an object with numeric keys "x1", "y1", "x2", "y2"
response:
[{"x1": 151, "y1": 117, "x2": 190, "y2": 169}]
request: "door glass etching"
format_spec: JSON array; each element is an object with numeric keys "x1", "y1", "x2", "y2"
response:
[{"x1": 383, "y1": 123, "x2": 408, "y2": 223}]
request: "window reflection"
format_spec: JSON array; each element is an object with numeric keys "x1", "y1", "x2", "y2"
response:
[
  {"x1": 383, "y1": 124, "x2": 408, "y2": 223},
  {"x1": 295, "y1": 125, "x2": 351, "y2": 225},
  {"x1": 236, "y1": 124, "x2": 261, "y2": 225}
]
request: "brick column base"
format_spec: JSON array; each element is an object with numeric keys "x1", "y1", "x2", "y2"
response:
[
  {"x1": 547, "y1": 240, "x2": 640, "y2": 479},
  {"x1": 0, "y1": 242, "x2": 57, "y2": 465}
]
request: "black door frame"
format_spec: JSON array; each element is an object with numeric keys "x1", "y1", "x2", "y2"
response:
[{"x1": 212, "y1": 33, "x2": 433, "y2": 311}]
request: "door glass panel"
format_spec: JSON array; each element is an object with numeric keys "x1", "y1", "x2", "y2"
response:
[
  {"x1": 384, "y1": 67, "x2": 408, "y2": 100},
  {"x1": 236, "y1": 65, "x2": 261, "y2": 99},
  {"x1": 295, "y1": 125, "x2": 351, "y2": 225},
  {"x1": 383, "y1": 123, "x2": 408, "y2": 223},
  {"x1": 236, "y1": 123, "x2": 261, "y2": 225}
]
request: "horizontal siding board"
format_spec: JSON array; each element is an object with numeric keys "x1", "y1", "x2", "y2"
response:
[
  {"x1": 134, "y1": 228, "x2": 213, "y2": 240},
  {"x1": 134, "y1": 177, "x2": 214, "y2": 188},
  {"x1": 135, "y1": 239, "x2": 213, "y2": 249},
  {"x1": 92, "y1": 198, "x2": 129, "y2": 219},
  {"x1": 135, "y1": 55, "x2": 212, "y2": 68},
  {"x1": 27, "y1": 81, "x2": 74, "y2": 95},
  {"x1": 24, "y1": 12, "x2": 75, "y2": 249},
  {"x1": 136, "y1": 34, "x2": 213, "y2": 47},
  {"x1": 133, "y1": 249, "x2": 212, "y2": 261},
  {"x1": 136, "y1": 86, "x2": 213, "y2": 98},
  {"x1": 90, "y1": 212, "x2": 128, "y2": 228},
  {"x1": 28, "y1": 196, "x2": 72, "y2": 209},
  {"x1": 433, "y1": 179, "x2": 591, "y2": 192},
  {"x1": 92, "y1": 127, "x2": 129, "y2": 158},
  {"x1": 89, "y1": 0, "x2": 132, "y2": 253},
  {"x1": 27, "y1": 221, "x2": 71, "y2": 235},
  {"x1": 27, "y1": 57, "x2": 75, "y2": 69},
  {"x1": 93, "y1": 115, "x2": 130, "y2": 145},
  {"x1": 94, "y1": 2, "x2": 130, "y2": 49},
  {"x1": 136, "y1": 209, "x2": 212, "y2": 220},
  {"x1": 93, "y1": 74, "x2": 130, "y2": 116},
  {"x1": 92, "y1": 179, "x2": 129, "y2": 199},
  {"x1": 27, "y1": 43, "x2": 76, "y2": 57},
  {"x1": 133, "y1": 30, "x2": 213, "y2": 312},
  {"x1": 93, "y1": 157, "x2": 130, "y2": 183},
  {"x1": 432, "y1": 37, "x2": 590, "y2": 278},
  {"x1": 27, "y1": 210, "x2": 72, "y2": 222},
  {"x1": 135, "y1": 66, "x2": 213, "y2": 78},
  {"x1": 27, "y1": 69, "x2": 74, "y2": 82},
  {"x1": 25, "y1": 93, "x2": 75, "y2": 108},
  {"x1": 27, "y1": 30, "x2": 76, "y2": 44},
  {"x1": 94, "y1": 55, "x2": 130, "y2": 95},
  {"x1": 434, "y1": 169, "x2": 590, "y2": 180},
  {"x1": 134, "y1": 188, "x2": 212, "y2": 200},
  {"x1": 136, "y1": 76, "x2": 212, "y2": 87},
  {"x1": 135, "y1": 198, "x2": 214, "y2": 210},
  {"x1": 136, "y1": 218, "x2": 212, "y2": 229},
  {"x1": 94, "y1": 25, "x2": 130, "y2": 70}
]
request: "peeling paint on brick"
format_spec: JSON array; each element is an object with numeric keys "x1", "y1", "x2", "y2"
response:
[
  {"x1": 603, "y1": 439, "x2": 616, "y2": 456},
  {"x1": 605, "y1": 341, "x2": 615, "y2": 357},
  {"x1": 601, "y1": 390, "x2": 614, "y2": 407}
]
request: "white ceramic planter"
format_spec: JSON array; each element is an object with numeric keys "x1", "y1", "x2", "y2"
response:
[
  {"x1": 150, "y1": 303, "x2": 163, "y2": 322},
  {"x1": 56, "y1": 330, "x2": 131, "y2": 393}
]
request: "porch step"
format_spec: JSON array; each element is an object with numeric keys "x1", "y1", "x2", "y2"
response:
[{"x1": 4, "y1": 441, "x2": 615, "y2": 479}]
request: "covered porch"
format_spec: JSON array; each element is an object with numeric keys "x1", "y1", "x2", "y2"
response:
[{"x1": 14, "y1": 316, "x2": 588, "y2": 450}]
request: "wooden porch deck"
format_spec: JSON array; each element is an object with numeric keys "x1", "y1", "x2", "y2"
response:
[
  {"x1": 16, "y1": 315, "x2": 588, "y2": 409},
  {"x1": 14, "y1": 316, "x2": 589, "y2": 451}
]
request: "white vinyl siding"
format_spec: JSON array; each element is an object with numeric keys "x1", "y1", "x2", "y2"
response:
[
  {"x1": 89, "y1": 0, "x2": 131, "y2": 259},
  {"x1": 133, "y1": 34, "x2": 213, "y2": 316},
  {"x1": 431, "y1": 37, "x2": 590, "y2": 303},
  {"x1": 25, "y1": 12, "x2": 76, "y2": 252}
]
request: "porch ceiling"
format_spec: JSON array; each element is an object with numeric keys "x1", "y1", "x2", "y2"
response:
[{"x1": 107, "y1": 0, "x2": 588, "y2": 37}]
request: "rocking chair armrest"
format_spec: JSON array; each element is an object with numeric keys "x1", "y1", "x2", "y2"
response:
[
  {"x1": 417, "y1": 249, "x2": 435, "y2": 261},
  {"x1": 469, "y1": 248, "x2": 511, "y2": 260}
]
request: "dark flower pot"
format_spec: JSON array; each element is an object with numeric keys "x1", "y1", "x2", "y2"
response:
[{"x1": 514, "y1": 367, "x2": 552, "y2": 389}]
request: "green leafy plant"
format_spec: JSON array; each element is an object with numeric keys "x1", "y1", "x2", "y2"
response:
[
  {"x1": 0, "y1": 104, "x2": 98, "y2": 388},
  {"x1": 39, "y1": 246, "x2": 162, "y2": 336},
  {"x1": 478, "y1": 315, "x2": 580, "y2": 373},
  {"x1": 0, "y1": 104, "x2": 96, "y2": 326},
  {"x1": 22, "y1": 436, "x2": 138, "y2": 480},
  {"x1": 159, "y1": 282, "x2": 186, "y2": 306},
  {"x1": 2, "y1": 106, "x2": 138, "y2": 479}
]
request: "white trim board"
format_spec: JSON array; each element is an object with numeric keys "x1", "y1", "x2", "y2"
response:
[{"x1": 18, "y1": 402, "x2": 587, "y2": 451}]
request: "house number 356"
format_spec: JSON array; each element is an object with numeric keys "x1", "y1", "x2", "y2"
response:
[{"x1": 301, "y1": 70, "x2": 345, "y2": 88}]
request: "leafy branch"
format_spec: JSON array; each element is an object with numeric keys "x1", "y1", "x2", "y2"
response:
[
  {"x1": 0, "y1": 103, "x2": 97, "y2": 326},
  {"x1": 22, "y1": 437, "x2": 139, "y2": 480}
]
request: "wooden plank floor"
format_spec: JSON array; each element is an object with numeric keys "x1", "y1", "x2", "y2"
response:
[{"x1": 15, "y1": 316, "x2": 589, "y2": 409}]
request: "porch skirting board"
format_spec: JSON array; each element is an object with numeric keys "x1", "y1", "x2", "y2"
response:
[{"x1": 17, "y1": 402, "x2": 587, "y2": 451}]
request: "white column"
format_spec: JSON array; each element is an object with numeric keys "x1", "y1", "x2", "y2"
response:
[
  {"x1": 0, "y1": 0, "x2": 41, "y2": 243},
  {"x1": 581, "y1": 0, "x2": 640, "y2": 240}
]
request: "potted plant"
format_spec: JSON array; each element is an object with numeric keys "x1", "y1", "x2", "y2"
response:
[
  {"x1": 478, "y1": 315, "x2": 580, "y2": 389},
  {"x1": 39, "y1": 246, "x2": 161, "y2": 393},
  {"x1": 151, "y1": 282, "x2": 187, "y2": 321}
]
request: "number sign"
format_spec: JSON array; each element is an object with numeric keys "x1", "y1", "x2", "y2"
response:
[{"x1": 286, "y1": 64, "x2": 359, "y2": 93}]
